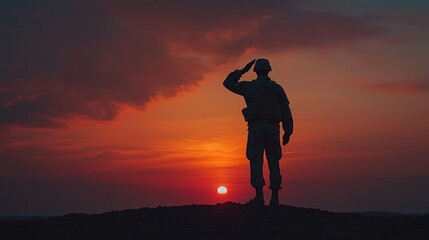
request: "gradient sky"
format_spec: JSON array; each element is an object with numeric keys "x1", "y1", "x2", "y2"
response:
[{"x1": 1, "y1": 0, "x2": 428, "y2": 215}]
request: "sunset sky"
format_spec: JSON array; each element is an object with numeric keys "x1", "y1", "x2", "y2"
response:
[{"x1": 1, "y1": 0, "x2": 429, "y2": 215}]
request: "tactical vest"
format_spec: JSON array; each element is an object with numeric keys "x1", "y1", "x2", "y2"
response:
[{"x1": 242, "y1": 79, "x2": 282, "y2": 122}]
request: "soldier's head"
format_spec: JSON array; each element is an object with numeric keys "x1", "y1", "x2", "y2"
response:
[{"x1": 253, "y1": 58, "x2": 271, "y2": 77}]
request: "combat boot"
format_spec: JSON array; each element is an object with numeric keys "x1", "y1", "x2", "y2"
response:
[
  {"x1": 247, "y1": 187, "x2": 265, "y2": 206},
  {"x1": 269, "y1": 188, "x2": 279, "y2": 207}
]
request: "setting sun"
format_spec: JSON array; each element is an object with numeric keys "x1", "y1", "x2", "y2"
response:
[{"x1": 217, "y1": 186, "x2": 228, "y2": 195}]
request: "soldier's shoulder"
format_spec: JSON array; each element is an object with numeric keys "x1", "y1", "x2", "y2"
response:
[{"x1": 270, "y1": 80, "x2": 284, "y2": 90}]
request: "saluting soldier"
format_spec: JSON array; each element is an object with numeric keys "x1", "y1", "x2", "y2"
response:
[{"x1": 223, "y1": 58, "x2": 293, "y2": 206}]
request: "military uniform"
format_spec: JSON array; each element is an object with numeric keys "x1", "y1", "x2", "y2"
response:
[{"x1": 223, "y1": 69, "x2": 293, "y2": 191}]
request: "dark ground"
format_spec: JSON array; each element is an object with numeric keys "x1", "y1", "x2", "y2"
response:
[{"x1": 1, "y1": 202, "x2": 428, "y2": 240}]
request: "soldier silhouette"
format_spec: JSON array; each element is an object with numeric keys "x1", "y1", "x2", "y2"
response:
[{"x1": 223, "y1": 58, "x2": 293, "y2": 206}]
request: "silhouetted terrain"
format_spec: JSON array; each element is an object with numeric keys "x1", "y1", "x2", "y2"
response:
[{"x1": 1, "y1": 202, "x2": 428, "y2": 240}]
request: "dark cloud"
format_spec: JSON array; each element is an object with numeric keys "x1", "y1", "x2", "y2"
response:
[
  {"x1": 0, "y1": 0, "x2": 392, "y2": 128},
  {"x1": 368, "y1": 80, "x2": 429, "y2": 94}
]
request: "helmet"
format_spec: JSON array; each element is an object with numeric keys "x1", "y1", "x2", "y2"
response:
[{"x1": 253, "y1": 58, "x2": 272, "y2": 72}]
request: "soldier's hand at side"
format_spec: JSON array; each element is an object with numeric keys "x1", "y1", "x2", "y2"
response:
[
  {"x1": 282, "y1": 133, "x2": 290, "y2": 146},
  {"x1": 240, "y1": 59, "x2": 256, "y2": 74}
]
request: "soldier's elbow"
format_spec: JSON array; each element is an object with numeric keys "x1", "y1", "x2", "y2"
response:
[{"x1": 223, "y1": 80, "x2": 228, "y2": 88}]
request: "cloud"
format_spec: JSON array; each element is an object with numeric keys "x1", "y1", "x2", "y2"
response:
[
  {"x1": 368, "y1": 80, "x2": 429, "y2": 94},
  {"x1": 0, "y1": 0, "x2": 393, "y2": 128}
]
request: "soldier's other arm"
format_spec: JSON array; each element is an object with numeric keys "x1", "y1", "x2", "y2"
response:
[{"x1": 280, "y1": 88, "x2": 294, "y2": 145}]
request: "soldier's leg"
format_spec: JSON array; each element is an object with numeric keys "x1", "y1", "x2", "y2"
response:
[
  {"x1": 265, "y1": 132, "x2": 282, "y2": 205},
  {"x1": 246, "y1": 132, "x2": 265, "y2": 204}
]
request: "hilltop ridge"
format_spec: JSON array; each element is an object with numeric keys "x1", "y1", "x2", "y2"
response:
[{"x1": 1, "y1": 202, "x2": 428, "y2": 239}]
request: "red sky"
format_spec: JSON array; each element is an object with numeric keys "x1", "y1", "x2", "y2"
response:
[{"x1": 1, "y1": 0, "x2": 429, "y2": 215}]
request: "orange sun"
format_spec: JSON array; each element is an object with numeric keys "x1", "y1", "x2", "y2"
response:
[{"x1": 217, "y1": 186, "x2": 227, "y2": 195}]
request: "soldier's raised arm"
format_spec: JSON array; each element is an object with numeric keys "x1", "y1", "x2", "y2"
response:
[{"x1": 223, "y1": 60, "x2": 255, "y2": 96}]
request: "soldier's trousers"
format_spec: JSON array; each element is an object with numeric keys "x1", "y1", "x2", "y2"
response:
[{"x1": 246, "y1": 131, "x2": 282, "y2": 190}]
